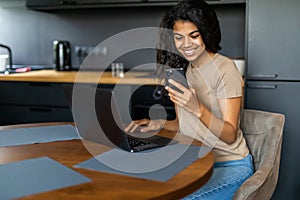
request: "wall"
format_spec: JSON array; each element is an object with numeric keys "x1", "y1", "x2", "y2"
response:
[{"x1": 0, "y1": 0, "x2": 245, "y2": 70}]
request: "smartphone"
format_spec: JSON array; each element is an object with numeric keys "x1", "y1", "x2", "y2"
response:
[{"x1": 165, "y1": 68, "x2": 188, "y2": 93}]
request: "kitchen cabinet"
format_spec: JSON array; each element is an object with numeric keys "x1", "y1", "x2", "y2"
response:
[
  {"x1": 0, "y1": 81, "x2": 120, "y2": 126},
  {"x1": 0, "y1": 82, "x2": 69, "y2": 107},
  {"x1": 0, "y1": 71, "x2": 174, "y2": 126},
  {"x1": 0, "y1": 105, "x2": 72, "y2": 125},
  {"x1": 246, "y1": 0, "x2": 300, "y2": 81},
  {"x1": 26, "y1": 0, "x2": 245, "y2": 10},
  {"x1": 0, "y1": 82, "x2": 73, "y2": 126},
  {"x1": 245, "y1": 0, "x2": 300, "y2": 199},
  {"x1": 0, "y1": 82, "x2": 175, "y2": 126},
  {"x1": 246, "y1": 81, "x2": 300, "y2": 200}
]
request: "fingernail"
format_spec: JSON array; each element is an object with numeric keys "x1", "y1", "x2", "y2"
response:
[{"x1": 140, "y1": 129, "x2": 145, "y2": 132}]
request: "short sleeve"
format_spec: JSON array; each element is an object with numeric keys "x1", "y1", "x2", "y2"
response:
[{"x1": 216, "y1": 60, "x2": 243, "y2": 99}]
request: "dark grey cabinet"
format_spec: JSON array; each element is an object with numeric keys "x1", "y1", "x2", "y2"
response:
[
  {"x1": 245, "y1": 0, "x2": 300, "y2": 199},
  {"x1": 247, "y1": 0, "x2": 300, "y2": 81},
  {"x1": 0, "y1": 81, "x2": 173, "y2": 126},
  {"x1": 0, "y1": 82, "x2": 73, "y2": 126},
  {"x1": 0, "y1": 82, "x2": 69, "y2": 106},
  {"x1": 26, "y1": 0, "x2": 246, "y2": 10},
  {"x1": 246, "y1": 81, "x2": 300, "y2": 200},
  {"x1": 0, "y1": 105, "x2": 73, "y2": 125}
]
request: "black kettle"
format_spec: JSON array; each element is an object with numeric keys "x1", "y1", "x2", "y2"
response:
[{"x1": 53, "y1": 40, "x2": 72, "y2": 71}]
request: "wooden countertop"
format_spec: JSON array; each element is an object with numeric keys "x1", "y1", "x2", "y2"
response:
[
  {"x1": 0, "y1": 70, "x2": 161, "y2": 85},
  {"x1": 0, "y1": 69, "x2": 244, "y2": 88}
]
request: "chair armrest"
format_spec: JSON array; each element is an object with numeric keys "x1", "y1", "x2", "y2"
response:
[{"x1": 233, "y1": 167, "x2": 274, "y2": 200}]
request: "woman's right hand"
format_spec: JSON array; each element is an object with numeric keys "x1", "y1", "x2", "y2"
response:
[{"x1": 124, "y1": 119, "x2": 165, "y2": 133}]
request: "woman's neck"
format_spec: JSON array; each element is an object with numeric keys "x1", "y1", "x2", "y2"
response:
[{"x1": 191, "y1": 51, "x2": 216, "y2": 68}]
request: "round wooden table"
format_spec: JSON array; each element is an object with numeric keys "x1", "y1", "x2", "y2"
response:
[{"x1": 0, "y1": 122, "x2": 214, "y2": 200}]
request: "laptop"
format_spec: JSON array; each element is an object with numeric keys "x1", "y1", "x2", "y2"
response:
[{"x1": 63, "y1": 84, "x2": 178, "y2": 152}]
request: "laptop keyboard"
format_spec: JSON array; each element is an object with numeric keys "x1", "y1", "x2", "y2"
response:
[{"x1": 127, "y1": 137, "x2": 152, "y2": 148}]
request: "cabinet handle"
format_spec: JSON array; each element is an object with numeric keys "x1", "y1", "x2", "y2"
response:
[
  {"x1": 29, "y1": 107, "x2": 53, "y2": 112},
  {"x1": 28, "y1": 82, "x2": 52, "y2": 87},
  {"x1": 247, "y1": 84, "x2": 277, "y2": 89},
  {"x1": 247, "y1": 74, "x2": 278, "y2": 79}
]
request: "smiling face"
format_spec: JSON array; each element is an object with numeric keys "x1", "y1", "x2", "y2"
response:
[{"x1": 173, "y1": 20, "x2": 212, "y2": 66}]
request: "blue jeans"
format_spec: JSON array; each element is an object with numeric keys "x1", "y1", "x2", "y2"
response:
[{"x1": 182, "y1": 154, "x2": 254, "y2": 200}]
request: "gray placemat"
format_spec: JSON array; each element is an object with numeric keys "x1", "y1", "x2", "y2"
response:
[
  {"x1": 0, "y1": 157, "x2": 91, "y2": 200},
  {"x1": 75, "y1": 144, "x2": 211, "y2": 182},
  {"x1": 0, "y1": 124, "x2": 81, "y2": 147}
]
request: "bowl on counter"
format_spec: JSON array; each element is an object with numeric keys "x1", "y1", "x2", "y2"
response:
[{"x1": 233, "y1": 59, "x2": 245, "y2": 77}]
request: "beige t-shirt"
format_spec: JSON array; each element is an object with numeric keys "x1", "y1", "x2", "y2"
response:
[{"x1": 177, "y1": 53, "x2": 249, "y2": 162}]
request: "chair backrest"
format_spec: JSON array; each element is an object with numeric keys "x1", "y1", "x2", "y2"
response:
[{"x1": 233, "y1": 109, "x2": 285, "y2": 200}]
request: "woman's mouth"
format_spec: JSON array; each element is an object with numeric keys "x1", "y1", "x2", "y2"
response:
[{"x1": 183, "y1": 48, "x2": 197, "y2": 56}]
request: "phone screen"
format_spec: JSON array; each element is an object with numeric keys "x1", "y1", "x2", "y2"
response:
[{"x1": 165, "y1": 68, "x2": 188, "y2": 93}]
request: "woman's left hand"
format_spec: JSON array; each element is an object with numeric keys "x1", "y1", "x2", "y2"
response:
[{"x1": 166, "y1": 79, "x2": 201, "y2": 118}]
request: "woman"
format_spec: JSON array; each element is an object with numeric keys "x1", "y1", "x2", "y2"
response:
[{"x1": 126, "y1": 0, "x2": 254, "y2": 199}]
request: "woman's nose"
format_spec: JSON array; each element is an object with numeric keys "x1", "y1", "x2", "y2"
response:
[{"x1": 183, "y1": 37, "x2": 192, "y2": 47}]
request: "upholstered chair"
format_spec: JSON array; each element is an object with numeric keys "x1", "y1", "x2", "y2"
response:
[{"x1": 232, "y1": 109, "x2": 285, "y2": 200}]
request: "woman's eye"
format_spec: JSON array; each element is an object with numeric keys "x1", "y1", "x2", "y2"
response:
[
  {"x1": 174, "y1": 37, "x2": 182, "y2": 40},
  {"x1": 174, "y1": 35, "x2": 183, "y2": 40},
  {"x1": 191, "y1": 34, "x2": 200, "y2": 39}
]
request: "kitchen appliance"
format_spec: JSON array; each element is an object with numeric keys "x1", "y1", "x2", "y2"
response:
[
  {"x1": 53, "y1": 40, "x2": 72, "y2": 71},
  {"x1": 0, "y1": 43, "x2": 12, "y2": 71},
  {"x1": 245, "y1": 0, "x2": 300, "y2": 199}
]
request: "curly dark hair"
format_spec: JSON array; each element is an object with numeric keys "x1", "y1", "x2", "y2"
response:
[{"x1": 156, "y1": 0, "x2": 222, "y2": 75}]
